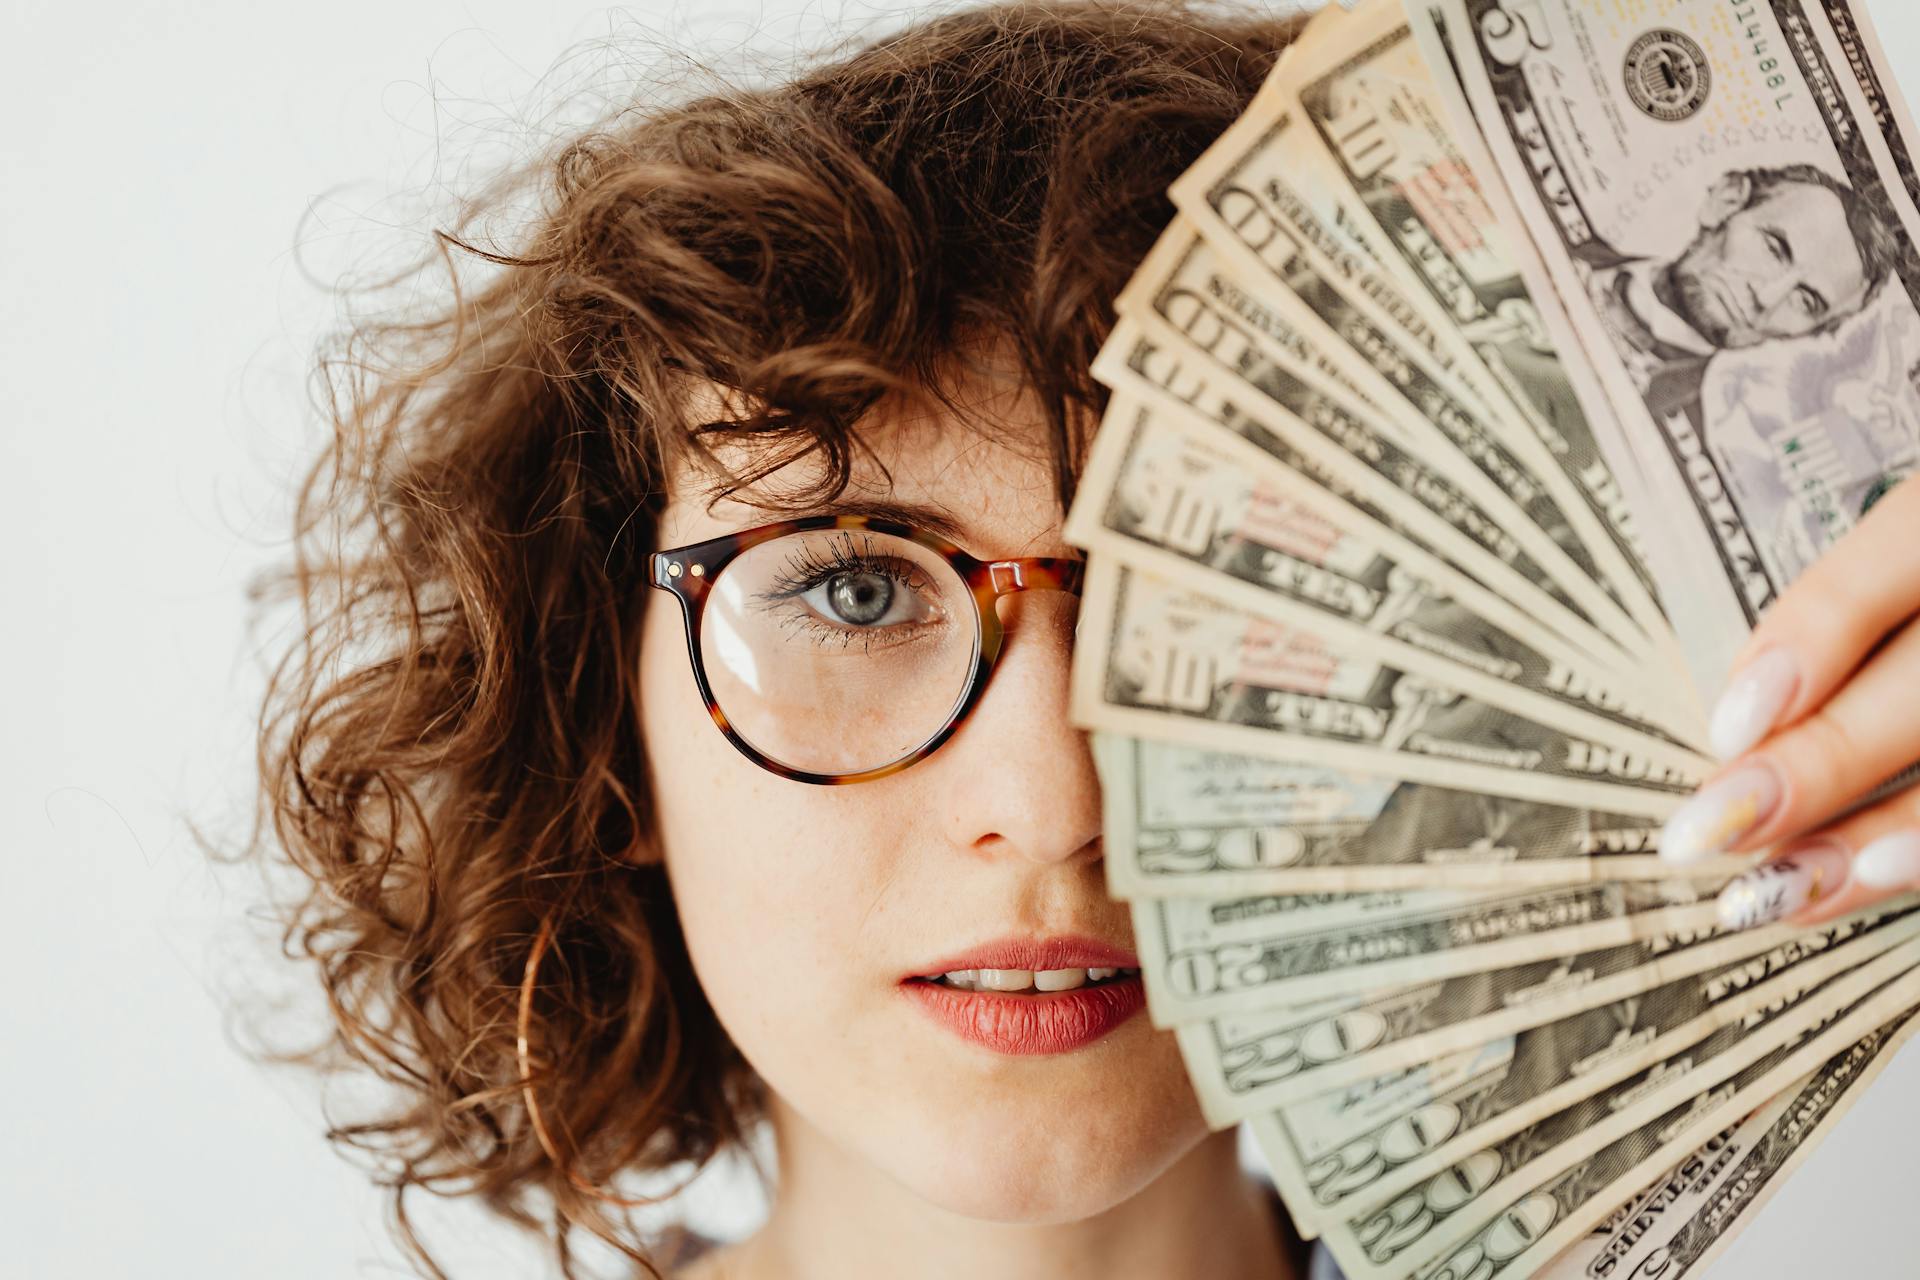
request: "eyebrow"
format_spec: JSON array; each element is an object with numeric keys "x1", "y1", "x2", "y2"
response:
[{"x1": 781, "y1": 496, "x2": 975, "y2": 544}]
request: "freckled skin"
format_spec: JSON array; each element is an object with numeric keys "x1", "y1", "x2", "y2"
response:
[{"x1": 635, "y1": 363, "x2": 1241, "y2": 1270}]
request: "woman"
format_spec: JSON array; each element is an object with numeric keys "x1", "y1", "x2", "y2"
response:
[
  {"x1": 244, "y1": 3, "x2": 1316, "y2": 1277},
  {"x1": 237, "y1": 0, "x2": 1920, "y2": 1275}
]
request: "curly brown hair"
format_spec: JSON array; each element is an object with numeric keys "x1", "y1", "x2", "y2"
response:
[{"x1": 222, "y1": 2, "x2": 1303, "y2": 1276}]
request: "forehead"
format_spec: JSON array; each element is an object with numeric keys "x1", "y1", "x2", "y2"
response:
[
  {"x1": 1750, "y1": 178, "x2": 1843, "y2": 224},
  {"x1": 657, "y1": 364, "x2": 1072, "y2": 559}
]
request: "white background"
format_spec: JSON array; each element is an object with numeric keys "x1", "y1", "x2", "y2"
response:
[{"x1": 5, "y1": 1, "x2": 1917, "y2": 1276}]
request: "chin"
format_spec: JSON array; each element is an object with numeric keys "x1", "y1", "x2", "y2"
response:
[
  {"x1": 884, "y1": 1119, "x2": 1196, "y2": 1224},
  {"x1": 864, "y1": 1037, "x2": 1209, "y2": 1223}
]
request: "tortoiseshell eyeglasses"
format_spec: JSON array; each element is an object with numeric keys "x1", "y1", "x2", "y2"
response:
[{"x1": 649, "y1": 515, "x2": 1086, "y2": 784}]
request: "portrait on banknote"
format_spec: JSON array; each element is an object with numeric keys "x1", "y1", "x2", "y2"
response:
[
  {"x1": 1578, "y1": 162, "x2": 1899, "y2": 418},
  {"x1": 1445, "y1": 0, "x2": 1920, "y2": 660}
]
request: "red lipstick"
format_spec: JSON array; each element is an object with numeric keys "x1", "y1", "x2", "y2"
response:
[{"x1": 900, "y1": 933, "x2": 1146, "y2": 1056}]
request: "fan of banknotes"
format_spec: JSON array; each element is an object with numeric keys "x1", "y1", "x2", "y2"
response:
[{"x1": 1061, "y1": 0, "x2": 1920, "y2": 1275}]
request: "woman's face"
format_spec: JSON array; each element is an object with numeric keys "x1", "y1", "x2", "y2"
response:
[{"x1": 635, "y1": 369, "x2": 1206, "y2": 1223}]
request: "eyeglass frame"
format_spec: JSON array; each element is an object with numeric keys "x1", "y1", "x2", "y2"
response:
[{"x1": 649, "y1": 514, "x2": 1087, "y2": 785}]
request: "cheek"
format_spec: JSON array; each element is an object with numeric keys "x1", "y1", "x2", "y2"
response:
[
  {"x1": 1720, "y1": 222, "x2": 1773, "y2": 276},
  {"x1": 637, "y1": 587, "x2": 872, "y2": 1059}
]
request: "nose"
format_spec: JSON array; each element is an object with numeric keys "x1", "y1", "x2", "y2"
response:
[
  {"x1": 933, "y1": 588, "x2": 1101, "y2": 867},
  {"x1": 1750, "y1": 271, "x2": 1796, "y2": 317}
]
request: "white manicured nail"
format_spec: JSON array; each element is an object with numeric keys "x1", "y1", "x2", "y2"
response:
[
  {"x1": 1714, "y1": 842, "x2": 1850, "y2": 930},
  {"x1": 1658, "y1": 765, "x2": 1781, "y2": 864},
  {"x1": 1708, "y1": 648, "x2": 1799, "y2": 760},
  {"x1": 1851, "y1": 831, "x2": 1920, "y2": 890}
]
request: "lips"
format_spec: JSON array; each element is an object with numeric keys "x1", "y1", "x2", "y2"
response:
[
  {"x1": 899, "y1": 933, "x2": 1147, "y2": 1055},
  {"x1": 905, "y1": 933, "x2": 1140, "y2": 978},
  {"x1": 902, "y1": 975, "x2": 1146, "y2": 1054}
]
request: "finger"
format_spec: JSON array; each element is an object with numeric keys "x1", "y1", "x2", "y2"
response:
[
  {"x1": 1710, "y1": 784, "x2": 1920, "y2": 931},
  {"x1": 1708, "y1": 472, "x2": 1920, "y2": 759},
  {"x1": 1660, "y1": 611, "x2": 1920, "y2": 864}
]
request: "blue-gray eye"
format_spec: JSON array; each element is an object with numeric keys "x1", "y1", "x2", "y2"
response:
[{"x1": 823, "y1": 572, "x2": 896, "y2": 625}]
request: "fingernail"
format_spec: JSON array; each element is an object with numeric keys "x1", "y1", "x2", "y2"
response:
[
  {"x1": 1708, "y1": 648, "x2": 1799, "y2": 759},
  {"x1": 1715, "y1": 841, "x2": 1851, "y2": 930},
  {"x1": 1851, "y1": 831, "x2": 1920, "y2": 890},
  {"x1": 1658, "y1": 765, "x2": 1782, "y2": 864}
]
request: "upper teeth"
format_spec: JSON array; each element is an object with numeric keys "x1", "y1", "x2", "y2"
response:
[{"x1": 935, "y1": 967, "x2": 1136, "y2": 992}]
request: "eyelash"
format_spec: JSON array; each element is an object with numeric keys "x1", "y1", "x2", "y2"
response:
[{"x1": 759, "y1": 536, "x2": 940, "y2": 651}]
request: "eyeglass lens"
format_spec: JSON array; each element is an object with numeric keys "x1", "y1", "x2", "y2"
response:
[{"x1": 698, "y1": 528, "x2": 982, "y2": 775}]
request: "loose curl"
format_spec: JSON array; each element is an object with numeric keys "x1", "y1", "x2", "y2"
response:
[{"x1": 218, "y1": 2, "x2": 1303, "y2": 1276}]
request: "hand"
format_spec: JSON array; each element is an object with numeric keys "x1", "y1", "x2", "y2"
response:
[{"x1": 1655, "y1": 472, "x2": 1920, "y2": 930}]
